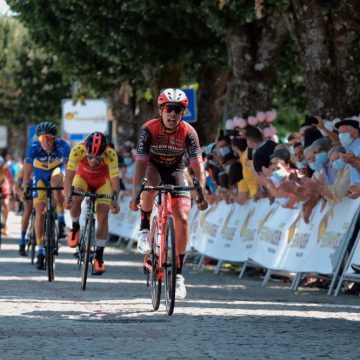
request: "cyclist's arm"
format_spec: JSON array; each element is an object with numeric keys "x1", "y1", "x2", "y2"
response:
[
  {"x1": 22, "y1": 163, "x2": 33, "y2": 188},
  {"x1": 64, "y1": 169, "x2": 76, "y2": 200},
  {"x1": 133, "y1": 125, "x2": 152, "y2": 196}
]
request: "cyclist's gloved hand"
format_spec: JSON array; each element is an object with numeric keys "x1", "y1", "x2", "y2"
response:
[
  {"x1": 111, "y1": 191, "x2": 120, "y2": 214},
  {"x1": 22, "y1": 185, "x2": 30, "y2": 202},
  {"x1": 197, "y1": 199, "x2": 209, "y2": 211}
]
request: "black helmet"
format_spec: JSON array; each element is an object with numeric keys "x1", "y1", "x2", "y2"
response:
[
  {"x1": 36, "y1": 121, "x2": 58, "y2": 136},
  {"x1": 85, "y1": 132, "x2": 107, "y2": 156}
]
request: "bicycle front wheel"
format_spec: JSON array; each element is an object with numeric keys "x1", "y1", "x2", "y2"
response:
[
  {"x1": 150, "y1": 216, "x2": 161, "y2": 311},
  {"x1": 81, "y1": 219, "x2": 93, "y2": 291},
  {"x1": 164, "y1": 215, "x2": 176, "y2": 316},
  {"x1": 45, "y1": 214, "x2": 55, "y2": 282}
]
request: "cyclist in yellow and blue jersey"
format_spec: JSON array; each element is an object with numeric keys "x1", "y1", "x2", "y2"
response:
[{"x1": 22, "y1": 121, "x2": 70, "y2": 270}]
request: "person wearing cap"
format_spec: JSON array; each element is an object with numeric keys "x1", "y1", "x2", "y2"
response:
[{"x1": 335, "y1": 119, "x2": 360, "y2": 185}]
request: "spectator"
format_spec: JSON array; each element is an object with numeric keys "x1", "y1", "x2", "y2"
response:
[
  {"x1": 231, "y1": 137, "x2": 258, "y2": 204},
  {"x1": 120, "y1": 145, "x2": 136, "y2": 195},
  {"x1": 335, "y1": 119, "x2": 360, "y2": 185},
  {"x1": 245, "y1": 126, "x2": 277, "y2": 174}
]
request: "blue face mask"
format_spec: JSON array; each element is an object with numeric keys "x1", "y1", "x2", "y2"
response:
[
  {"x1": 272, "y1": 168, "x2": 287, "y2": 182},
  {"x1": 219, "y1": 147, "x2": 231, "y2": 157},
  {"x1": 339, "y1": 132, "x2": 353, "y2": 148},
  {"x1": 296, "y1": 159, "x2": 307, "y2": 169},
  {"x1": 124, "y1": 157, "x2": 133, "y2": 166},
  {"x1": 315, "y1": 152, "x2": 328, "y2": 166},
  {"x1": 332, "y1": 158, "x2": 346, "y2": 171},
  {"x1": 309, "y1": 153, "x2": 327, "y2": 171}
]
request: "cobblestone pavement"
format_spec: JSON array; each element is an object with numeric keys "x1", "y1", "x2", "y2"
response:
[{"x1": 0, "y1": 212, "x2": 359, "y2": 360}]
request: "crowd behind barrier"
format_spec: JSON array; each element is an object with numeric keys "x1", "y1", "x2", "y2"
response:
[{"x1": 105, "y1": 195, "x2": 360, "y2": 294}]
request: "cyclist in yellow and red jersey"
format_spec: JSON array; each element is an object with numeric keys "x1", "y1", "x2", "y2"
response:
[
  {"x1": 64, "y1": 132, "x2": 120, "y2": 275},
  {"x1": 0, "y1": 156, "x2": 13, "y2": 236},
  {"x1": 129, "y1": 88, "x2": 208, "y2": 299}
]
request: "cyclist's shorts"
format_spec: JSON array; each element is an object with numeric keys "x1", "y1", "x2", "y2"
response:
[
  {"x1": 32, "y1": 166, "x2": 65, "y2": 203},
  {"x1": 72, "y1": 174, "x2": 111, "y2": 206},
  {"x1": 148, "y1": 163, "x2": 191, "y2": 208},
  {"x1": 1, "y1": 180, "x2": 11, "y2": 199}
]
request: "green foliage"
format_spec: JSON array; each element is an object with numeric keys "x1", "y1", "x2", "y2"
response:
[
  {"x1": 272, "y1": 34, "x2": 307, "y2": 136},
  {"x1": 0, "y1": 16, "x2": 71, "y2": 127}
]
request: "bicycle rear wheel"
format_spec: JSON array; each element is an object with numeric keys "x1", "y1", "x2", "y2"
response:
[
  {"x1": 150, "y1": 216, "x2": 161, "y2": 311},
  {"x1": 81, "y1": 219, "x2": 93, "y2": 291},
  {"x1": 45, "y1": 213, "x2": 55, "y2": 282},
  {"x1": 164, "y1": 215, "x2": 176, "y2": 315}
]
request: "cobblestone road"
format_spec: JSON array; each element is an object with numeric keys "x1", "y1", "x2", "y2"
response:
[{"x1": 0, "y1": 212, "x2": 359, "y2": 360}]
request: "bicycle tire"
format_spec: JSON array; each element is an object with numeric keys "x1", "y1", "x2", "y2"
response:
[
  {"x1": 46, "y1": 213, "x2": 55, "y2": 282},
  {"x1": 150, "y1": 216, "x2": 161, "y2": 311},
  {"x1": 81, "y1": 218, "x2": 93, "y2": 291},
  {"x1": 164, "y1": 215, "x2": 176, "y2": 316}
]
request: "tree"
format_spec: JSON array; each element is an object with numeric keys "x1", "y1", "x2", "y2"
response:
[{"x1": 0, "y1": 16, "x2": 71, "y2": 155}]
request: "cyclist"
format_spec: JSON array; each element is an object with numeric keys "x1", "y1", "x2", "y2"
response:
[
  {"x1": 129, "y1": 88, "x2": 208, "y2": 299},
  {"x1": 63, "y1": 132, "x2": 120, "y2": 275},
  {"x1": 0, "y1": 155, "x2": 13, "y2": 235},
  {"x1": 22, "y1": 121, "x2": 70, "y2": 270},
  {"x1": 13, "y1": 166, "x2": 33, "y2": 256}
]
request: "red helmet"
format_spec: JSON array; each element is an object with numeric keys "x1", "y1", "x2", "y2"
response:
[
  {"x1": 85, "y1": 132, "x2": 107, "y2": 156},
  {"x1": 157, "y1": 88, "x2": 188, "y2": 109}
]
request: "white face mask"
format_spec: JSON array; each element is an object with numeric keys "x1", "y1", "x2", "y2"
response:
[{"x1": 272, "y1": 168, "x2": 287, "y2": 181}]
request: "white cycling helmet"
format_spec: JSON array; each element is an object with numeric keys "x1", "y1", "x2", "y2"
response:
[{"x1": 157, "y1": 88, "x2": 189, "y2": 109}]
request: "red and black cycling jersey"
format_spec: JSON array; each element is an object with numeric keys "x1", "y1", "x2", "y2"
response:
[{"x1": 136, "y1": 118, "x2": 203, "y2": 171}]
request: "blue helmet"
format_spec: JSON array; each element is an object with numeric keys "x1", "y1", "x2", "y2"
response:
[{"x1": 36, "y1": 121, "x2": 57, "y2": 136}]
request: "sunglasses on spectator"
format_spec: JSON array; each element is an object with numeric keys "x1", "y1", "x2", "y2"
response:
[
  {"x1": 39, "y1": 134, "x2": 54, "y2": 142},
  {"x1": 162, "y1": 104, "x2": 183, "y2": 114},
  {"x1": 86, "y1": 154, "x2": 104, "y2": 162}
]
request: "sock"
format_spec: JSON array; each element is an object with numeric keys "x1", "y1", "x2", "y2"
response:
[
  {"x1": 177, "y1": 254, "x2": 185, "y2": 275},
  {"x1": 140, "y1": 210, "x2": 151, "y2": 230},
  {"x1": 36, "y1": 245, "x2": 45, "y2": 256},
  {"x1": 19, "y1": 230, "x2": 26, "y2": 245},
  {"x1": 57, "y1": 212, "x2": 65, "y2": 225},
  {"x1": 95, "y1": 246, "x2": 105, "y2": 261},
  {"x1": 71, "y1": 216, "x2": 80, "y2": 231}
]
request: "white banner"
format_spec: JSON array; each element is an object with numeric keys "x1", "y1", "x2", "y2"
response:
[
  {"x1": 250, "y1": 204, "x2": 302, "y2": 269},
  {"x1": 278, "y1": 198, "x2": 360, "y2": 274}
]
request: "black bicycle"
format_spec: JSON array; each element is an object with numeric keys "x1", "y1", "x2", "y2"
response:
[
  {"x1": 28, "y1": 186, "x2": 63, "y2": 281},
  {"x1": 25, "y1": 207, "x2": 36, "y2": 264},
  {"x1": 69, "y1": 188, "x2": 112, "y2": 290}
]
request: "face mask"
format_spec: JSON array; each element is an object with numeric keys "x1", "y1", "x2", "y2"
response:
[
  {"x1": 272, "y1": 168, "x2": 287, "y2": 181},
  {"x1": 219, "y1": 147, "x2": 231, "y2": 157},
  {"x1": 296, "y1": 159, "x2": 307, "y2": 169},
  {"x1": 339, "y1": 132, "x2": 353, "y2": 148},
  {"x1": 315, "y1": 152, "x2": 328, "y2": 166},
  {"x1": 332, "y1": 158, "x2": 346, "y2": 171},
  {"x1": 209, "y1": 160, "x2": 217, "y2": 167},
  {"x1": 309, "y1": 160, "x2": 323, "y2": 171},
  {"x1": 124, "y1": 157, "x2": 133, "y2": 166}
]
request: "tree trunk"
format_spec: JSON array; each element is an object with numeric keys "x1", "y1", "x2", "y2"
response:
[
  {"x1": 194, "y1": 66, "x2": 230, "y2": 145},
  {"x1": 227, "y1": 11, "x2": 286, "y2": 118},
  {"x1": 286, "y1": 0, "x2": 360, "y2": 118}
]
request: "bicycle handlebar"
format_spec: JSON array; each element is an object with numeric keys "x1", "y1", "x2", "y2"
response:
[
  {"x1": 70, "y1": 188, "x2": 113, "y2": 200},
  {"x1": 28, "y1": 186, "x2": 64, "y2": 191},
  {"x1": 135, "y1": 177, "x2": 205, "y2": 205}
]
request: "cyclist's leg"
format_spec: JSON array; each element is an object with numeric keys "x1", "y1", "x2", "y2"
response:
[
  {"x1": 19, "y1": 199, "x2": 32, "y2": 256},
  {"x1": 51, "y1": 166, "x2": 66, "y2": 237},
  {"x1": 1, "y1": 181, "x2": 11, "y2": 235},
  {"x1": 137, "y1": 164, "x2": 160, "y2": 254},
  {"x1": 67, "y1": 175, "x2": 86, "y2": 247},
  {"x1": 33, "y1": 178, "x2": 47, "y2": 270},
  {"x1": 93, "y1": 179, "x2": 111, "y2": 274}
]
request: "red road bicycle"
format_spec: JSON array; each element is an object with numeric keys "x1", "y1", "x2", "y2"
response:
[{"x1": 135, "y1": 177, "x2": 205, "y2": 315}]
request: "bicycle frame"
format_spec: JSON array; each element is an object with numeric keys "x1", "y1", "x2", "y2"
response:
[{"x1": 144, "y1": 191, "x2": 173, "y2": 281}]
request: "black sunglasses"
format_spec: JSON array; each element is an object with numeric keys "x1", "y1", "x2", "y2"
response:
[{"x1": 163, "y1": 104, "x2": 183, "y2": 114}]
